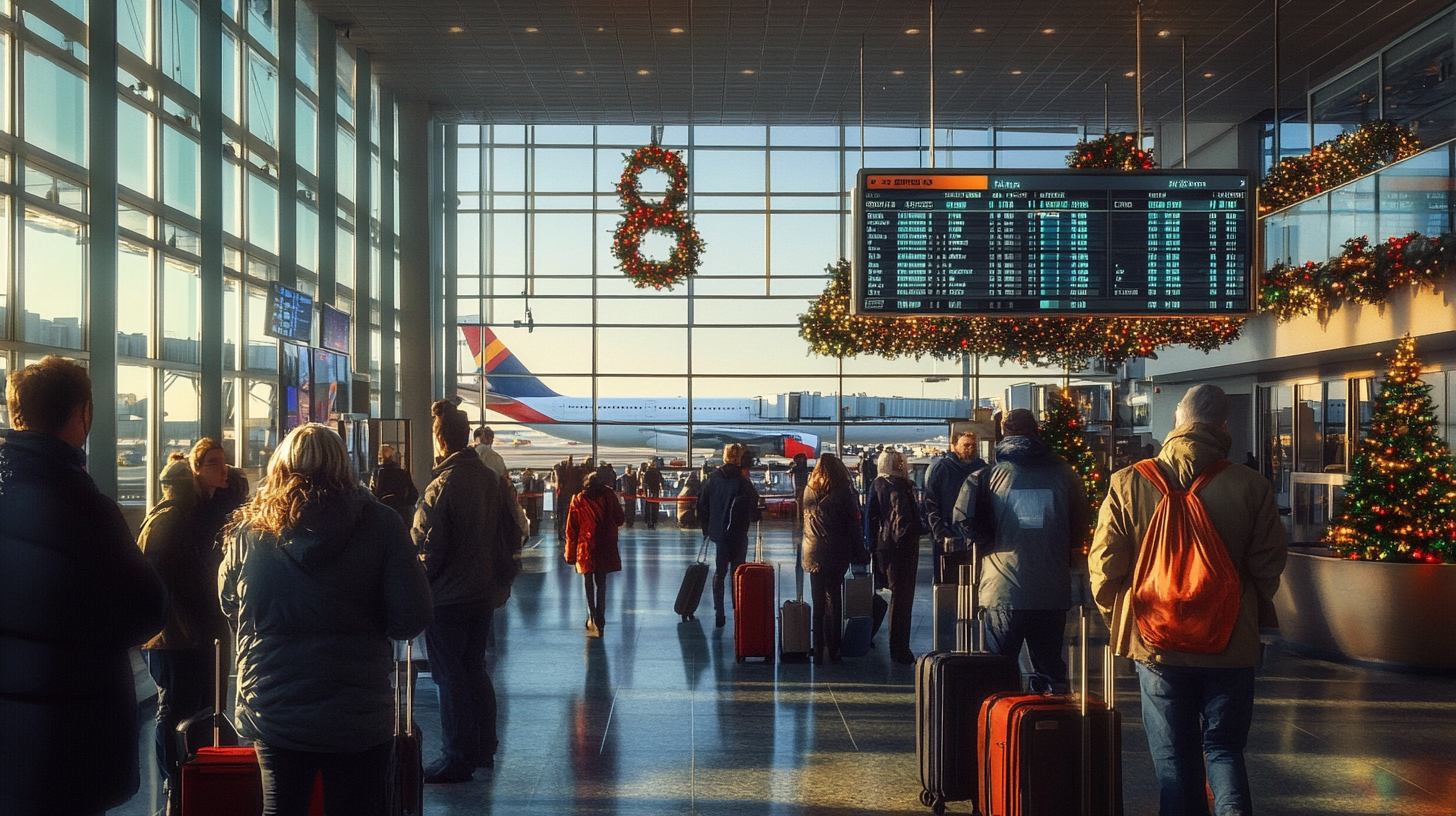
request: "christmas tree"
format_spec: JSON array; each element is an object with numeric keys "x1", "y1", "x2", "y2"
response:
[
  {"x1": 1041, "y1": 388, "x2": 1108, "y2": 552},
  {"x1": 1325, "y1": 335, "x2": 1456, "y2": 563}
]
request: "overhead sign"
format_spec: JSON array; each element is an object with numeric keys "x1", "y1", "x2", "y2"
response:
[{"x1": 853, "y1": 169, "x2": 1254, "y2": 317}]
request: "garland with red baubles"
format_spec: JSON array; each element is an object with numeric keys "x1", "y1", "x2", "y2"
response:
[{"x1": 613, "y1": 145, "x2": 705, "y2": 290}]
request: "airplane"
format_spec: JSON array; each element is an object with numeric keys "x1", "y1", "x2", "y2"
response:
[{"x1": 460, "y1": 326, "x2": 962, "y2": 457}]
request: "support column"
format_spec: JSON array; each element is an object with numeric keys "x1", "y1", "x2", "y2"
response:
[
  {"x1": 87, "y1": 0, "x2": 119, "y2": 497},
  {"x1": 398, "y1": 100, "x2": 436, "y2": 480},
  {"x1": 317, "y1": 27, "x2": 338, "y2": 302},
  {"x1": 277, "y1": 0, "x2": 298, "y2": 285},
  {"x1": 379, "y1": 87, "x2": 397, "y2": 417},
  {"x1": 353, "y1": 51, "x2": 372, "y2": 401},
  {"x1": 199, "y1": 0, "x2": 224, "y2": 443},
  {"x1": 442, "y1": 126, "x2": 458, "y2": 400}
]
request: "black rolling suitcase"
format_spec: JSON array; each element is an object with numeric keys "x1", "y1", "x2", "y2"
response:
[
  {"x1": 676, "y1": 537, "x2": 711, "y2": 621},
  {"x1": 916, "y1": 554, "x2": 1021, "y2": 815},
  {"x1": 386, "y1": 641, "x2": 425, "y2": 816}
]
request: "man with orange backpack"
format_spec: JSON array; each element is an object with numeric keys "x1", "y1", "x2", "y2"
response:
[{"x1": 1090, "y1": 384, "x2": 1287, "y2": 816}]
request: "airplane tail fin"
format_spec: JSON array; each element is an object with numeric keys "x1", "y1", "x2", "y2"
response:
[{"x1": 460, "y1": 326, "x2": 559, "y2": 399}]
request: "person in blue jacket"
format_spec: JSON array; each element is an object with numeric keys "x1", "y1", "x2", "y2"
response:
[{"x1": 922, "y1": 431, "x2": 987, "y2": 584}]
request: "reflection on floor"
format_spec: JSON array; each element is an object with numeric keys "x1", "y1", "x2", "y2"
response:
[{"x1": 118, "y1": 516, "x2": 1456, "y2": 815}]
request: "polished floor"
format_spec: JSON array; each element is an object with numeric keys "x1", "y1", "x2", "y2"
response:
[{"x1": 119, "y1": 514, "x2": 1456, "y2": 815}]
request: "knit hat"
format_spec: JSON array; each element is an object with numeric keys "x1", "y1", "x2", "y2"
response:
[
  {"x1": 159, "y1": 453, "x2": 193, "y2": 483},
  {"x1": 1001, "y1": 408, "x2": 1039, "y2": 437}
]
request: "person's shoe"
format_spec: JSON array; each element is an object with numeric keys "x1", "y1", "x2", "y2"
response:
[
  {"x1": 586, "y1": 619, "x2": 601, "y2": 637},
  {"x1": 715, "y1": 611, "x2": 727, "y2": 628},
  {"x1": 830, "y1": 653, "x2": 844, "y2": 665},
  {"x1": 424, "y1": 761, "x2": 473, "y2": 784},
  {"x1": 891, "y1": 651, "x2": 917, "y2": 665}
]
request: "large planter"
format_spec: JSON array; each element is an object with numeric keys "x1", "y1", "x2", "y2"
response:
[{"x1": 1273, "y1": 548, "x2": 1456, "y2": 671}]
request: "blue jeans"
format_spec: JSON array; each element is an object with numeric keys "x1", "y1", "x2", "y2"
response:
[
  {"x1": 254, "y1": 739, "x2": 392, "y2": 816},
  {"x1": 1135, "y1": 661, "x2": 1258, "y2": 816},
  {"x1": 148, "y1": 647, "x2": 213, "y2": 783},
  {"x1": 426, "y1": 599, "x2": 498, "y2": 769},
  {"x1": 982, "y1": 607, "x2": 1069, "y2": 690}
]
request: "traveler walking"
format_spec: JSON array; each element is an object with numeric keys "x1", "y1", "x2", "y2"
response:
[
  {"x1": 965, "y1": 408, "x2": 1086, "y2": 690},
  {"x1": 414, "y1": 400, "x2": 519, "y2": 783},
  {"x1": 554, "y1": 455, "x2": 582, "y2": 540},
  {"x1": 867, "y1": 448, "x2": 923, "y2": 664},
  {"x1": 641, "y1": 459, "x2": 666, "y2": 530},
  {"x1": 787, "y1": 452, "x2": 811, "y2": 524},
  {"x1": 473, "y1": 425, "x2": 507, "y2": 476},
  {"x1": 368, "y1": 443, "x2": 419, "y2": 522},
  {"x1": 565, "y1": 472, "x2": 625, "y2": 637},
  {"x1": 618, "y1": 464, "x2": 639, "y2": 528},
  {"x1": 697, "y1": 444, "x2": 763, "y2": 628},
  {"x1": 922, "y1": 431, "x2": 988, "y2": 584},
  {"x1": 801, "y1": 453, "x2": 861, "y2": 664},
  {"x1": 0, "y1": 356, "x2": 166, "y2": 816},
  {"x1": 219, "y1": 423, "x2": 432, "y2": 813},
  {"x1": 1090, "y1": 385, "x2": 1287, "y2": 816},
  {"x1": 520, "y1": 467, "x2": 545, "y2": 537}
]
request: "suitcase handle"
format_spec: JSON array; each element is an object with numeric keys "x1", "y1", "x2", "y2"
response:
[{"x1": 212, "y1": 638, "x2": 223, "y2": 748}]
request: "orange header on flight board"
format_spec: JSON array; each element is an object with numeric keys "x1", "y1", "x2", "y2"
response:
[{"x1": 865, "y1": 175, "x2": 989, "y2": 190}]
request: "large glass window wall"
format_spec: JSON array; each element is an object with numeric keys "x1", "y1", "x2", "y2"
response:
[{"x1": 454, "y1": 124, "x2": 1095, "y2": 484}]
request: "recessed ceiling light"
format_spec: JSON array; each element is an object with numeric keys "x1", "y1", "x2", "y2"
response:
[
  {"x1": 1204, "y1": 72, "x2": 1215, "y2": 78},
  {"x1": 742, "y1": 69, "x2": 755, "y2": 75},
  {"x1": 637, "y1": 69, "x2": 651, "y2": 75},
  {"x1": 1158, "y1": 30, "x2": 1172, "y2": 37},
  {"x1": 906, "y1": 28, "x2": 920, "y2": 34},
  {"x1": 952, "y1": 69, "x2": 964, "y2": 75},
  {"x1": 525, "y1": 27, "x2": 538, "y2": 33},
  {"x1": 1010, "y1": 70, "x2": 1022, "y2": 75},
  {"x1": 448, "y1": 26, "x2": 465, "y2": 33},
  {"x1": 974, "y1": 28, "x2": 985, "y2": 33},
  {"x1": 670, "y1": 27, "x2": 684, "y2": 33},
  {"x1": 892, "y1": 70, "x2": 905, "y2": 76},
  {"x1": 575, "y1": 70, "x2": 585, "y2": 75},
  {"x1": 1042, "y1": 28, "x2": 1055, "y2": 34},
  {"x1": 1125, "y1": 71, "x2": 1135, "y2": 77},
  {"x1": 597, "y1": 27, "x2": 605, "y2": 32}
]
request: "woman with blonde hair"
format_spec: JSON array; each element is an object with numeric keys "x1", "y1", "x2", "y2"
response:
[
  {"x1": 220, "y1": 423, "x2": 432, "y2": 814},
  {"x1": 867, "y1": 448, "x2": 924, "y2": 664},
  {"x1": 801, "y1": 453, "x2": 861, "y2": 663}
]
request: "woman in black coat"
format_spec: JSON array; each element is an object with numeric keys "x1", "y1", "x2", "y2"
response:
[
  {"x1": 867, "y1": 449, "x2": 925, "y2": 665},
  {"x1": 801, "y1": 454, "x2": 861, "y2": 664}
]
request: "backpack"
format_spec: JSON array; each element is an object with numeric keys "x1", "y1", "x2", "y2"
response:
[
  {"x1": 723, "y1": 476, "x2": 761, "y2": 539},
  {"x1": 1130, "y1": 459, "x2": 1242, "y2": 655}
]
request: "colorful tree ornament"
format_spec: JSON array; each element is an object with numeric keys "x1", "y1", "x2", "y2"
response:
[
  {"x1": 613, "y1": 145, "x2": 705, "y2": 289},
  {"x1": 1040, "y1": 388, "x2": 1109, "y2": 552},
  {"x1": 1324, "y1": 335, "x2": 1456, "y2": 563}
]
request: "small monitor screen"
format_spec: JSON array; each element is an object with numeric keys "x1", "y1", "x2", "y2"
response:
[
  {"x1": 264, "y1": 282, "x2": 313, "y2": 343},
  {"x1": 281, "y1": 342, "x2": 311, "y2": 431},
  {"x1": 853, "y1": 169, "x2": 1254, "y2": 317},
  {"x1": 311, "y1": 348, "x2": 350, "y2": 423},
  {"x1": 320, "y1": 304, "x2": 351, "y2": 354}
]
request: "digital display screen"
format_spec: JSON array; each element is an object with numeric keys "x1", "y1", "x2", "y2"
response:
[
  {"x1": 854, "y1": 169, "x2": 1254, "y2": 316},
  {"x1": 281, "y1": 342, "x2": 311, "y2": 431},
  {"x1": 320, "y1": 304, "x2": 351, "y2": 354},
  {"x1": 264, "y1": 281, "x2": 314, "y2": 343},
  {"x1": 311, "y1": 348, "x2": 350, "y2": 423}
]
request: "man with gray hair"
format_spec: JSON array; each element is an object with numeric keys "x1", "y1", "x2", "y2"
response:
[
  {"x1": 962, "y1": 408, "x2": 1086, "y2": 688},
  {"x1": 1090, "y1": 384, "x2": 1287, "y2": 816}
]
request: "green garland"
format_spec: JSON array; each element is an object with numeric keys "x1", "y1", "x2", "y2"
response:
[
  {"x1": 1260, "y1": 232, "x2": 1456, "y2": 321},
  {"x1": 1259, "y1": 120, "x2": 1420, "y2": 214},
  {"x1": 612, "y1": 145, "x2": 706, "y2": 290},
  {"x1": 1066, "y1": 132, "x2": 1155, "y2": 171}
]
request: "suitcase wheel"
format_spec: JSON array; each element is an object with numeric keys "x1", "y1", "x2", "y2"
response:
[
  {"x1": 918, "y1": 789, "x2": 933, "y2": 807},
  {"x1": 931, "y1": 798, "x2": 945, "y2": 816}
]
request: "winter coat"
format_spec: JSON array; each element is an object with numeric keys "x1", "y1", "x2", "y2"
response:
[
  {"x1": 642, "y1": 466, "x2": 666, "y2": 494},
  {"x1": 0, "y1": 430, "x2": 167, "y2": 816},
  {"x1": 138, "y1": 483, "x2": 231, "y2": 651},
  {"x1": 972, "y1": 435, "x2": 1087, "y2": 610},
  {"x1": 414, "y1": 449, "x2": 516, "y2": 608},
  {"x1": 619, "y1": 471, "x2": 639, "y2": 496},
  {"x1": 787, "y1": 461, "x2": 811, "y2": 490},
  {"x1": 220, "y1": 490, "x2": 432, "y2": 752},
  {"x1": 922, "y1": 453, "x2": 987, "y2": 543},
  {"x1": 868, "y1": 474, "x2": 923, "y2": 554},
  {"x1": 697, "y1": 463, "x2": 761, "y2": 556},
  {"x1": 369, "y1": 460, "x2": 420, "y2": 523},
  {"x1": 565, "y1": 486, "x2": 625, "y2": 574},
  {"x1": 1090, "y1": 423, "x2": 1287, "y2": 669},
  {"x1": 474, "y1": 443, "x2": 507, "y2": 476},
  {"x1": 802, "y1": 483, "x2": 861, "y2": 575}
]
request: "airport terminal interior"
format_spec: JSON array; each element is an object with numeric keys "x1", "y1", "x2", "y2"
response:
[{"x1": 3, "y1": 0, "x2": 1456, "y2": 813}]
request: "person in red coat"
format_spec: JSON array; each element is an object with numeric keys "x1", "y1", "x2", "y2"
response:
[{"x1": 565, "y1": 472, "x2": 625, "y2": 637}]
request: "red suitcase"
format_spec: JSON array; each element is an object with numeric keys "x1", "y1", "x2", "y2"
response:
[
  {"x1": 180, "y1": 639, "x2": 264, "y2": 816},
  {"x1": 734, "y1": 526, "x2": 775, "y2": 662},
  {"x1": 978, "y1": 610, "x2": 1124, "y2": 816}
]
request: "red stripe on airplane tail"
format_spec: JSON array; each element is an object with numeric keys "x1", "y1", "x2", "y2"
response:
[{"x1": 489, "y1": 399, "x2": 557, "y2": 424}]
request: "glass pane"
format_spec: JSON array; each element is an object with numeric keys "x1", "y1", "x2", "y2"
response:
[
  {"x1": 119, "y1": 0, "x2": 150, "y2": 60},
  {"x1": 0, "y1": 198, "x2": 8, "y2": 337},
  {"x1": 21, "y1": 208, "x2": 85, "y2": 348},
  {"x1": 160, "y1": 0, "x2": 199, "y2": 94},
  {"x1": 247, "y1": 48, "x2": 278, "y2": 147},
  {"x1": 1355, "y1": 378, "x2": 1374, "y2": 443},
  {"x1": 296, "y1": 200, "x2": 318, "y2": 271},
  {"x1": 295, "y1": 0, "x2": 318, "y2": 90},
  {"x1": 337, "y1": 128, "x2": 355, "y2": 201},
  {"x1": 336, "y1": 224, "x2": 355, "y2": 291},
  {"x1": 163, "y1": 124, "x2": 200, "y2": 216},
  {"x1": 694, "y1": 213, "x2": 764, "y2": 277},
  {"x1": 243, "y1": 377, "x2": 278, "y2": 468},
  {"x1": 1295, "y1": 382, "x2": 1322, "y2": 473},
  {"x1": 336, "y1": 47, "x2": 356, "y2": 122},
  {"x1": 295, "y1": 91, "x2": 317, "y2": 175},
  {"x1": 117, "y1": 239, "x2": 152, "y2": 357},
  {"x1": 0, "y1": 356, "x2": 8, "y2": 426},
  {"x1": 769, "y1": 151, "x2": 840, "y2": 192},
  {"x1": 162, "y1": 257, "x2": 200, "y2": 364},
  {"x1": 224, "y1": 278, "x2": 240, "y2": 371},
  {"x1": 117, "y1": 366, "x2": 151, "y2": 506},
  {"x1": 694, "y1": 150, "x2": 765, "y2": 193},
  {"x1": 1324, "y1": 380, "x2": 1348, "y2": 473},
  {"x1": 222, "y1": 160, "x2": 241, "y2": 235},
  {"x1": 117, "y1": 100, "x2": 153, "y2": 195},
  {"x1": 534, "y1": 148, "x2": 593, "y2": 193},
  {"x1": 0, "y1": 34, "x2": 10, "y2": 133},
  {"x1": 247, "y1": 171, "x2": 278, "y2": 253},
  {"x1": 770, "y1": 214, "x2": 840, "y2": 278},
  {"x1": 23, "y1": 49, "x2": 87, "y2": 166},
  {"x1": 221, "y1": 29, "x2": 240, "y2": 123},
  {"x1": 162, "y1": 370, "x2": 201, "y2": 459},
  {"x1": 245, "y1": 284, "x2": 277, "y2": 370},
  {"x1": 246, "y1": 0, "x2": 275, "y2": 54},
  {"x1": 1312, "y1": 60, "x2": 1380, "y2": 132}
]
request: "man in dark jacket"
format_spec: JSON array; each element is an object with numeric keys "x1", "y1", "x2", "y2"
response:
[
  {"x1": 922, "y1": 431, "x2": 987, "y2": 584},
  {"x1": 0, "y1": 356, "x2": 167, "y2": 816},
  {"x1": 618, "y1": 464, "x2": 639, "y2": 527},
  {"x1": 553, "y1": 455, "x2": 581, "y2": 540},
  {"x1": 867, "y1": 449, "x2": 924, "y2": 664},
  {"x1": 965, "y1": 408, "x2": 1086, "y2": 690},
  {"x1": 641, "y1": 459, "x2": 666, "y2": 530},
  {"x1": 697, "y1": 444, "x2": 762, "y2": 628},
  {"x1": 787, "y1": 452, "x2": 811, "y2": 524},
  {"x1": 369, "y1": 443, "x2": 419, "y2": 522}
]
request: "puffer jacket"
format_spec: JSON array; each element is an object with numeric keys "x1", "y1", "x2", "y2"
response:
[
  {"x1": 1090, "y1": 423, "x2": 1287, "y2": 668},
  {"x1": 220, "y1": 490, "x2": 432, "y2": 752},
  {"x1": 138, "y1": 483, "x2": 231, "y2": 651},
  {"x1": 697, "y1": 463, "x2": 761, "y2": 555},
  {"x1": 414, "y1": 449, "x2": 509, "y2": 607},
  {"x1": 802, "y1": 483, "x2": 861, "y2": 574},
  {"x1": 923, "y1": 453, "x2": 987, "y2": 543},
  {"x1": 0, "y1": 431, "x2": 167, "y2": 816},
  {"x1": 565, "y1": 485, "x2": 625, "y2": 574},
  {"x1": 869, "y1": 474, "x2": 923, "y2": 554},
  {"x1": 975, "y1": 435, "x2": 1086, "y2": 610}
]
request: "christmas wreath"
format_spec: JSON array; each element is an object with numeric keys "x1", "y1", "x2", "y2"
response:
[{"x1": 612, "y1": 145, "x2": 705, "y2": 290}]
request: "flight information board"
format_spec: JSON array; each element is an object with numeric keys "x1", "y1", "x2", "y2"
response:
[{"x1": 853, "y1": 169, "x2": 1254, "y2": 316}]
